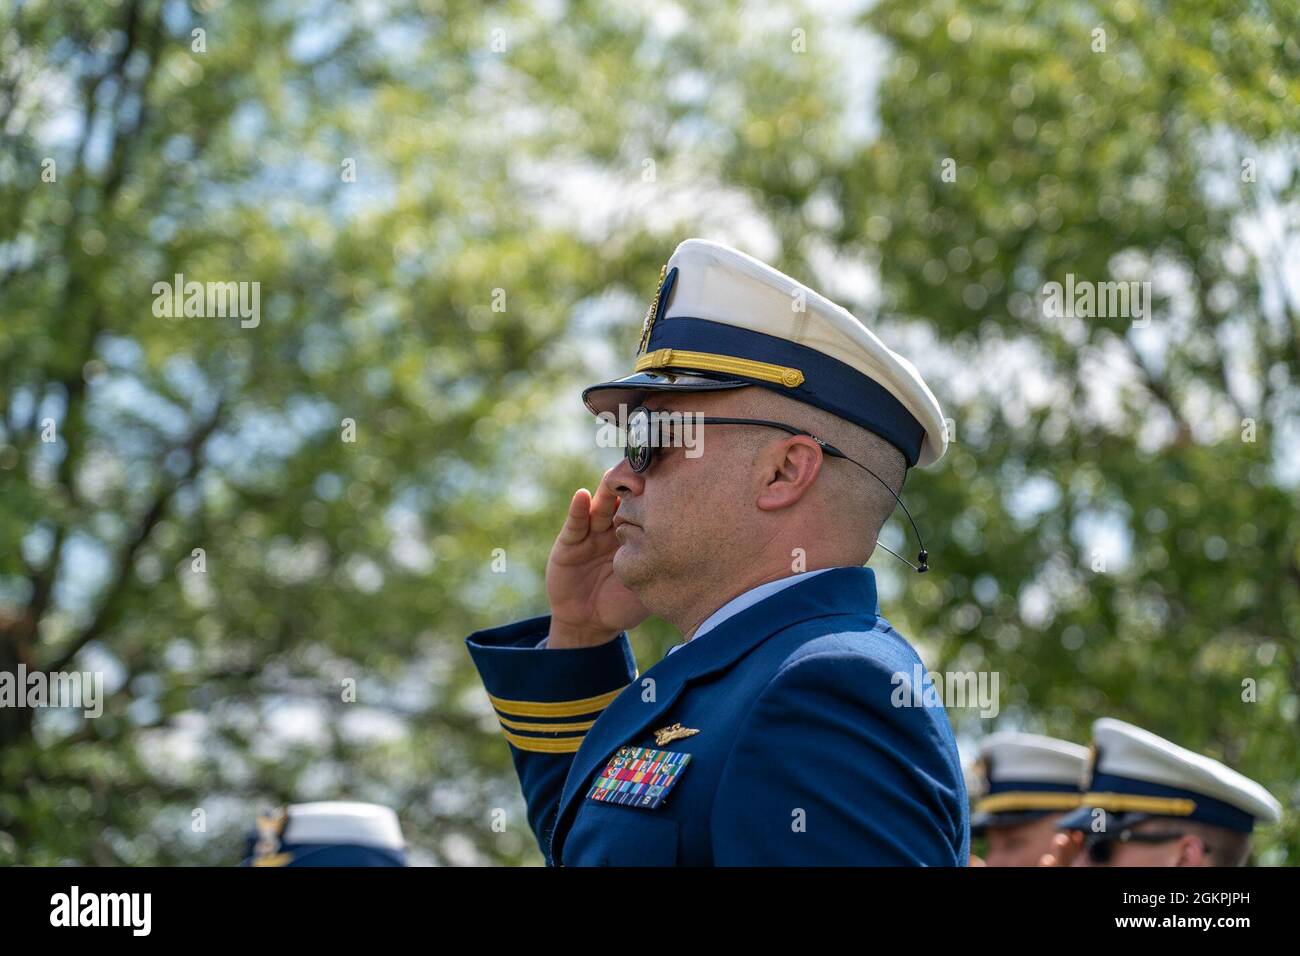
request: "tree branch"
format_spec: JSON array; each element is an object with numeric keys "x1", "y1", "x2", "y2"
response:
[
  {"x1": 1118, "y1": 331, "x2": 1193, "y2": 445},
  {"x1": 45, "y1": 403, "x2": 225, "y2": 672}
]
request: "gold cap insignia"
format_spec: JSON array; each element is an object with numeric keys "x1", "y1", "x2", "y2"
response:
[
  {"x1": 637, "y1": 263, "x2": 670, "y2": 355},
  {"x1": 253, "y1": 807, "x2": 288, "y2": 863},
  {"x1": 653, "y1": 722, "x2": 700, "y2": 746}
]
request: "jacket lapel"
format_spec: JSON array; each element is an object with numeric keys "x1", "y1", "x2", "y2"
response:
[{"x1": 549, "y1": 566, "x2": 879, "y2": 863}]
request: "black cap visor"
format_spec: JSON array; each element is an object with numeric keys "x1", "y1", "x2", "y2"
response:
[
  {"x1": 971, "y1": 808, "x2": 1069, "y2": 836},
  {"x1": 1057, "y1": 807, "x2": 1156, "y2": 832},
  {"x1": 582, "y1": 370, "x2": 750, "y2": 418}
]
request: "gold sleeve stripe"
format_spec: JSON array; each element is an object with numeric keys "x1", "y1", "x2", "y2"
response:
[
  {"x1": 488, "y1": 686, "x2": 625, "y2": 718},
  {"x1": 974, "y1": 792, "x2": 1084, "y2": 814},
  {"x1": 501, "y1": 728, "x2": 585, "y2": 754},
  {"x1": 634, "y1": 348, "x2": 805, "y2": 388},
  {"x1": 495, "y1": 714, "x2": 597, "y2": 733},
  {"x1": 1080, "y1": 792, "x2": 1197, "y2": 816}
]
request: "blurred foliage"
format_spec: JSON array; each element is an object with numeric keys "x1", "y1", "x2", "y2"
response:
[{"x1": 0, "y1": 0, "x2": 1296, "y2": 865}]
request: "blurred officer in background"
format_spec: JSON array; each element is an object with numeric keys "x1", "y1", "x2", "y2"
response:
[
  {"x1": 969, "y1": 731, "x2": 1088, "y2": 867},
  {"x1": 1048, "y1": 719, "x2": 1282, "y2": 867},
  {"x1": 240, "y1": 801, "x2": 407, "y2": 867}
]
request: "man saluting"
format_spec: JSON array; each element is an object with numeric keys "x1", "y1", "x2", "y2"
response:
[{"x1": 466, "y1": 239, "x2": 967, "y2": 866}]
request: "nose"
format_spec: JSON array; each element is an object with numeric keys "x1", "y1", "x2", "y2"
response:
[{"x1": 602, "y1": 457, "x2": 645, "y2": 499}]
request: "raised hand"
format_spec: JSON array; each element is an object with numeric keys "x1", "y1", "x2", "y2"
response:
[{"x1": 544, "y1": 480, "x2": 650, "y2": 648}]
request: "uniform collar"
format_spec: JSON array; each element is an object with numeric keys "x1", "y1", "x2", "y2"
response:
[
  {"x1": 683, "y1": 568, "x2": 837, "y2": 647},
  {"x1": 550, "y1": 565, "x2": 880, "y2": 863}
]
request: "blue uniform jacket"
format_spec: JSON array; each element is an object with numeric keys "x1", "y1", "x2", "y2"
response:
[{"x1": 465, "y1": 567, "x2": 969, "y2": 866}]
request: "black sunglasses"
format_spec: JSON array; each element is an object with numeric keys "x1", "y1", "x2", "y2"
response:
[
  {"x1": 1083, "y1": 829, "x2": 1197, "y2": 865},
  {"x1": 623, "y1": 405, "x2": 850, "y2": 473},
  {"x1": 620, "y1": 405, "x2": 929, "y2": 573}
]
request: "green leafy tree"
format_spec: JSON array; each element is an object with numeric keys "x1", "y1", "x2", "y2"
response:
[{"x1": 0, "y1": 0, "x2": 839, "y2": 864}]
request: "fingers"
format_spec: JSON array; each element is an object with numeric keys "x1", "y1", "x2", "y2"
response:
[
  {"x1": 556, "y1": 477, "x2": 622, "y2": 545},
  {"x1": 588, "y1": 473, "x2": 620, "y2": 534},
  {"x1": 1038, "y1": 832, "x2": 1081, "y2": 866},
  {"x1": 556, "y1": 488, "x2": 592, "y2": 545},
  {"x1": 1060, "y1": 831, "x2": 1084, "y2": 866}
]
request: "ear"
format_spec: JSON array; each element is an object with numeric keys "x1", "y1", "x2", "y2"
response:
[
  {"x1": 1175, "y1": 834, "x2": 1209, "y2": 867},
  {"x1": 755, "y1": 436, "x2": 825, "y2": 511}
]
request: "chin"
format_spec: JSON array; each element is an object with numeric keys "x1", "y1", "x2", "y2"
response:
[{"x1": 612, "y1": 543, "x2": 653, "y2": 588}]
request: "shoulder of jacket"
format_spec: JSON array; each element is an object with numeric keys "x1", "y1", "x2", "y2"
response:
[{"x1": 772, "y1": 615, "x2": 920, "y2": 675}]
